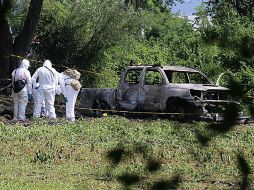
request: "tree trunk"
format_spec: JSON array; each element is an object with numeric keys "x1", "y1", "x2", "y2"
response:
[
  {"x1": 0, "y1": 0, "x2": 44, "y2": 77},
  {"x1": 12, "y1": 0, "x2": 44, "y2": 70},
  {"x1": 0, "y1": 11, "x2": 13, "y2": 77}
]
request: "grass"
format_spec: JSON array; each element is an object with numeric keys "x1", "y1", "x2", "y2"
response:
[{"x1": 0, "y1": 116, "x2": 254, "y2": 189}]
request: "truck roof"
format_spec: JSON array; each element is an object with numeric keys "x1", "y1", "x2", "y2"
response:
[
  {"x1": 162, "y1": 65, "x2": 198, "y2": 72},
  {"x1": 127, "y1": 65, "x2": 199, "y2": 73}
]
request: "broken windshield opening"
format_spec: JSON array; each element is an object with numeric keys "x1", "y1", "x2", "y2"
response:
[
  {"x1": 188, "y1": 72, "x2": 211, "y2": 84},
  {"x1": 164, "y1": 70, "x2": 211, "y2": 84}
]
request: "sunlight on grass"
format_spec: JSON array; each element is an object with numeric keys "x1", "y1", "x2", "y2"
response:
[{"x1": 0, "y1": 116, "x2": 253, "y2": 189}]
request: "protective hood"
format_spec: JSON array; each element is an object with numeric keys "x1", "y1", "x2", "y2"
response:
[
  {"x1": 19, "y1": 59, "x2": 30, "y2": 69},
  {"x1": 43, "y1": 60, "x2": 52, "y2": 68}
]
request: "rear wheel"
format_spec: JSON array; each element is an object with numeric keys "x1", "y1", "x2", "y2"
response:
[{"x1": 92, "y1": 100, "x2": 110, "y2": 118}]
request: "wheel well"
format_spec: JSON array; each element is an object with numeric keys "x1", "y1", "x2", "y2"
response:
[
  {"x1": 166, "y1": 97, "x2": 197, "y2": 113},
  {"x1": 93, "y1": 99, "x2": 110, "y2": 110},
  {"x1": 166, "y1": 97, "x2": 182, "y2": 107}
]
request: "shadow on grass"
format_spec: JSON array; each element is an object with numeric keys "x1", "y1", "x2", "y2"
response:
[
  {"x1": 105, "y1": 78, "x2": 252, "y2": 189},
  {"x1": 237, "y1": 154, "x2": 251, "y2": 190},
  {"x1": 106, "y1": 143, "x2": 183, "y2": 190}
]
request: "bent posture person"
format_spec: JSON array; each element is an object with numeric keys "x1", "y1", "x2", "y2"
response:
[
  {"x1": 59, "y1": 69, "x2": 82, "y2": 122},
  {"x1": 12, "y1": 59, "x2": 32, "y2": 121},
  {"x1": 32, "y1": 60, "x2": 58, "y2": 119}
]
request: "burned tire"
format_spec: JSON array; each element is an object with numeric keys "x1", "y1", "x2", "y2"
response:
[
  {"x1": 166, "y1": 97, "x2": 198, "y2": 120},
  {"x1": 92, "y1": 100, "x2": 110, "y2": 118},
  {"x1": 166, "y1": 98, "x2": 185, "y2": 120}
]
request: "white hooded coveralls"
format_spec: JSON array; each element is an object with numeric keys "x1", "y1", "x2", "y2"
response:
[
  {"x1": 32, "y1": 60, "x2": 58, "y2": 119},
  {"x1": 11, "y1": 59, "x2": 32, "y2": 121},
  {"x1": 59, "y1": 73, "x2": 80, "y2": 122},
  {"x1": 32, "y1": 83, "x2": 46, "y2": 116}
]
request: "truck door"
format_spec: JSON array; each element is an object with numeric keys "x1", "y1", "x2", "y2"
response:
[
  {"x1": 139, "y1": 68, "x2": 165, "y2": 111},
  {"x1": 116, "y1": 68, "x2": 143, "y2": 111}
]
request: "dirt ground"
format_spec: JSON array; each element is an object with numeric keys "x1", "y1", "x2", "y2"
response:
[{"x1": 0, "y1": 94, "x2": 68, "y2": 124}]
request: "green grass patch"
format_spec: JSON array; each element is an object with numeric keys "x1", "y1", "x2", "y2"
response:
[{"x1": 0, "y1": 116, "x2": 253, "y2": 189}]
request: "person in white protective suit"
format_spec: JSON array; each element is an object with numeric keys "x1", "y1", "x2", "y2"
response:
[
  {"x1": 32, "y1": 83, "x2": 46, "y2": 116},
  {"x1": 11, "y1": 59, "x2": 32, "y2": 121},
  {"x1": 32, "y1": 60, "x2": 58, "y2": 119},
  {"x1": 33, "y1": 74, "x2": 61, "y2": 117},
  {"x1": 59, "y1": 69, "x2": 82, "y2": 122}
]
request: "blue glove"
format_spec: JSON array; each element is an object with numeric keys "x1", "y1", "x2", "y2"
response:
[
  {"x1": 65, "y1": 97, "x2": 68, "y2": 103},
  {"x1": 28, "y1": 94, "x2": 32, "y2": 100}
]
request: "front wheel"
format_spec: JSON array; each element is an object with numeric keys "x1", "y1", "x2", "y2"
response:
[
  {"x1": 166, "y1": 98, "x2": 185, "y2": 120},
  {"x1": 166, "y1": 97, "x2": 198, "y2": 121},
  {"x1": 92, "y1": 100, "x2": 110, "y2": 118}
]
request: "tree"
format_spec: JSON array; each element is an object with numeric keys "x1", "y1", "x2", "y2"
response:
[
  {"x1": 207, "y1": 0, "x2": 254, "y2": 20},
  {"x1": 195, "y1": 0, "x2": 254, "y2": 86},
  {"x1": 124, "y1": 0, "x2": 183, "y2": 11},
  {"x1": 35, "y1": 0, "x2": 143, "y2": 70},
  {"x1": 0, "y1": 0, "x2": 43, "y2": 77}
]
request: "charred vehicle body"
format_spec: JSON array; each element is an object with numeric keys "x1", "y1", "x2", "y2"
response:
[{"x1": 80, "y1": 65, "x2": 242, "y2": 121}]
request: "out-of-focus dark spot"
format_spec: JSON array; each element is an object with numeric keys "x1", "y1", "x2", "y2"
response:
[
  {"x1": 228, "y1": 77, "x2": 244, "y2": 98},
  {"x1": 0, "y1": 0, "x2": 13, "y2": 15},
  {"x1": 118, "y1": 173, "x2": 140, "y2": 186},
  {"x1": 146, "y1": 159, "x2": 161, "y2": 172},
  {"x1": 237, "y1": 154, "x2": 250, "y2": 190},
  {"x1": 239, "y1": 36, "x2": 254, "y2": 58},
  {"x1": 209, "y1": 103, "x2": 239, "y2": 133},
  {"x1": 151, "y1": 175, "x2": 182, "y2": 190},
  {"x1": 195, "y1": 132, "x2": 210, "y2": 146},
  {"x1": 106, "y1": 148, "x2": 125, "y2": 165},
  {"x1": 238, "y1": 154, "x2": 250, "y2": 175}
]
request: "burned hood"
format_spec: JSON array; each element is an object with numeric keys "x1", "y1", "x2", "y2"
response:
[{"x1": 170, "y1": 83, "x2": 230, "y2": 91}]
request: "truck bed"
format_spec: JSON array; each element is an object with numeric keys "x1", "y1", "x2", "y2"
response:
[{"x1": 79, "y1": 88, "x2": 116, "y2": 116}]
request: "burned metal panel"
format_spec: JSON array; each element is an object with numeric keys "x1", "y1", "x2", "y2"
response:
[
  {"x1": 80, "y1": 88, "x2": 116, "y2": 115},
  {"x1": 162, "y1": 86, "x2": 196, "y2": 111},
  {"x1": 116, "y1": 67, "x2": 143, "y2": 110},
  {"x1": 138, "y1": 67, "x2": 167, "y2": 111},
  {"x1": 139, "y1": 85, "x2": 164, "y2": 111},
  {"x1": 116, "y1": 84, "x2": 140, "y2": 110}
]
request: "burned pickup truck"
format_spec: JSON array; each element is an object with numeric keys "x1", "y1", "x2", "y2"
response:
[{"x1": 79, "y1": 65, "x2": 241, "y2": 121}]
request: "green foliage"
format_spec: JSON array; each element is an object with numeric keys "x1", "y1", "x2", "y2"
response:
[
  {"x1": 11, "y1": 0, "x2": 221, "y2": 88},
  {"x1": 7, "y1": 0, "x2": 254, "y2": 91},
  {"x1": 36, "y1": 0, "x2": 141, "y2": 69},
  {"x1": 6, "y1": 0, "x2": 30, "y2": 35},
  {"x1": 95, "y1": 9, "x2": 224, "y2": 87},
  {"x1": 196, "y1": 0, "x2": 254, "y2": 80}
]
